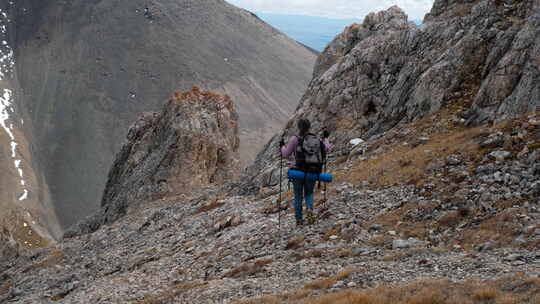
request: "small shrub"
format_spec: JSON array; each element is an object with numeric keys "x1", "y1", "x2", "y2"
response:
[
  {"x1": 438, "y1": 211, "x2": 461, "y2": 228},
  {"x1": 223, "y1": 259, "x2": 273, "y2": 278},
  {"x1": 308, "y1": 249, "x2": 323, "y2": 258},
  {"x1": 0, "y1": 281, "x2": 12, "y2": 296},
  {"x1": 336, "y1": 249, "x2": 353, "y2": 258},
  {"x1": 324, "y1": 226, "x2": 342, "y2": 240},
  {"x1": 285, "y1": 236, "x2": 305, "y2": 250},
  {"x1": 473, "y1": 286, "x2": 500, "y2": 301},
  {"x1": 528, "y1": 142, "x2": 540, "y2": 151},
  {"x1": 304, "y1": 269, "x2": 354, "y2": 290}
]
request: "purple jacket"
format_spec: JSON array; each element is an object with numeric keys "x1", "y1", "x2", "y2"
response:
[{"x1": 281, "y1": 135, "x2": 331, "y2": 167}]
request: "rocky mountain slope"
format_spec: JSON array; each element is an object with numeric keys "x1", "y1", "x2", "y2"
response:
[
  {"x1": 1, "y1": 0, "x2": 539, "y2": 303},
  {"x1": 0, "y1": 113, "x2": 538, "y2": 303},
  {"x1": 1, "y1": 0, "x2": 316, "y2": 233},
  {"x1": 246, "y1": 0, "x2": 539, "y2": 189}
]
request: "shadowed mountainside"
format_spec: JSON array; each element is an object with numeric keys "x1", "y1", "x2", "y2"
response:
[{"x1": 1, "y1": 0, "x2": 316, "y2": 232}]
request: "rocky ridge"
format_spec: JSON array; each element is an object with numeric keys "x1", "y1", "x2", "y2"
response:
[
  {"x1": 65, "y1": 87, "x2": 240, "y2": 237},
  {"x1": 245, "y1": 0, "x2": 539, "y2": 189}
]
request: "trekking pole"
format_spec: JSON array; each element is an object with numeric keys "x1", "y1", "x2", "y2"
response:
[
  {"x1": 323, "y1": 153, "x2": 328, "y2": 203},
  {"x1": 323, "y1": 128, "x2": 329, "y2": 205},
  {"x1": 278, "y1": 139, "x2": 283, "y2": 231}
]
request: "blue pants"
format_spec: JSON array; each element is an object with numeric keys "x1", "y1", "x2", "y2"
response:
[{"x1": 292, "y1": 179, "x2": 316, "y2": 222}]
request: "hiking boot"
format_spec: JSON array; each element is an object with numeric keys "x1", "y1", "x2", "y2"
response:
[
  {"x1": 296, "y1": 219, "x2": 304, "y2": 227},
  {"x1": 306, "y1": 209, "x2": 316, "y2": 225}
]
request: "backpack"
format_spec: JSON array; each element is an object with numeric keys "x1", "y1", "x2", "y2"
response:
[{"x1": 295, "y1": 134, "x2": 326, "y2": 173}]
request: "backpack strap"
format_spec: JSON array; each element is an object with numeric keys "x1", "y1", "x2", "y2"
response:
[
  {"x1": 319, "y1": 139, "x2": 327, "y2": 163},
  {"x1": 293, "y1": 135, "x2": 304, "y2": 171},
  {"x1": 295, "y1": 135, "x2": 303, "y2": 158}
]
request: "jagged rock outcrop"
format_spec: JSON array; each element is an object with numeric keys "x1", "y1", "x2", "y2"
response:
[
  {"x1": 245, "y1": 0, "x2": 540, "y2": 189},
  {"x1": 2, "y1": 0, "x2": 316, "y2": 232},
  {"x1": 65, "y1": 87, "x2": 239, "y2": 236}
]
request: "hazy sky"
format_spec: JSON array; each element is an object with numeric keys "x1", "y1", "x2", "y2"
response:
[{"x1": 227, "y1": 0, "x2": 435, "y2": 21}]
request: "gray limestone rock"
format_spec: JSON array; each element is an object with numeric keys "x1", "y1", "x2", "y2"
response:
[
  {"x1": 392, "y1": 238, "x2": 428, "y2": 249},
  {"x1": 245, "y1": 0, "x2": 540, "y2": 189},
  {"x1": 65, "y1": 88, "x2": 240, "y2": 237}
]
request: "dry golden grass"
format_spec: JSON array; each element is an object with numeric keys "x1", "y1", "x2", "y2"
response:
[
  {"x1": 323, "y1": 227, "x2": 341, "y2": 240},
  {"x1": 238, "y1": 289, "x2": 314, "y2": 303},
  {"x1": 334, "y1": 109, "x2": 539, "y2": 191},
  {"x1": 335, "y1": 125, "x2": 485, "y2": 188},
  {"x1": 367, "y1": 194, "x2": 533, "y2": 249},
  {"x1": 455, "y1": 209, "x2": 523, "y2": 249},
  {"x1": 472, "y1": 286, "x2": 500, "y2": 301},
  {"x1": 223, "y1": 258, "x2": 273, "y2": 278},
  {"x1": 0, "y1": 280, "x2": 12, "y2": 296},
  {"x1": 304, "y1": 269, "x2": 354, "y2": 290},
  {"x1": 137, "y1": 282, "x2": 206, "y2": 304},
  {"x1": 241, "y1": 274, "x2": 540, "y2": 304},
  {"x1": 235, "y1": 295, "x2": 281, "y2": 304},
  {"x1": 366, "y1": 203, "x2": 433, "y2": 245},
  {"x1": 2, "y1": 214, "x2": 51, "y2": 249}
]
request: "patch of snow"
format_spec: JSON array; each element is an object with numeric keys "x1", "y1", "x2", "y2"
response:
[
  {"x1": 0, "y1": 9, "x2": 29, "y2": 202},
  {"x1": 10, "y1": 141, "x2": 16, "y2": 157},
  {"x1": 18, "y1": 189, "x2": 28, "y2": 201}
]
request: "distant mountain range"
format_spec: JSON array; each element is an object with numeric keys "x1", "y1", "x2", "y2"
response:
[{"x1": 256, "y1": 12, "x2": 421, "y2": 52}]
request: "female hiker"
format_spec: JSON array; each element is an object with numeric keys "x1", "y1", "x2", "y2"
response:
[{"x1": 280, "y1": 119, "x2": 331, "y2": 226}]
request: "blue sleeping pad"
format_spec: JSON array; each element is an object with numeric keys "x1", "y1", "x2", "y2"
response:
[{"x1": 287, "y1": 169, "x2": 333, "y2": 182}]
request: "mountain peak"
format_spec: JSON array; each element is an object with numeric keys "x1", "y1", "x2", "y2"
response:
[
  {"x1": 363, "y1": 5, "x2": 409, "y2": 29},
  {"x1": 65, "y1": 87, "x2": 240, "y2": 237}
]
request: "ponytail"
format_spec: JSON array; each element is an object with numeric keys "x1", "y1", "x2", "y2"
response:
[{"x1": 297, "y1": 119, "x2": 311, "y2": 137}]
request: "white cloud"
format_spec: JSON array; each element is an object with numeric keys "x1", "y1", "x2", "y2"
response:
[{"x1": 227, "y1": 0, "x2": 435, "y2": 20}]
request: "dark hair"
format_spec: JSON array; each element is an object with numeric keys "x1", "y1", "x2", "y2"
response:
[{"x1": 297, "y1": 119, "x2": 310, "y2": 137}]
